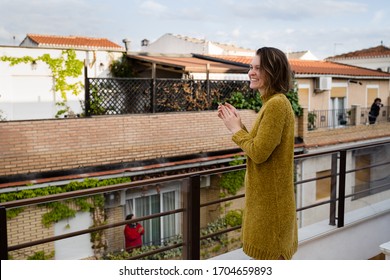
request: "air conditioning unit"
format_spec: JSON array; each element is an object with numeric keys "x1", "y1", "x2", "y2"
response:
[{"x1": 315, "y1": 76, "x2": 332, "y2": 92}]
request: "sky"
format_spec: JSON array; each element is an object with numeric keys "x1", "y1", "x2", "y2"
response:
[{"x1": 0, "y1": 0, "x2": 390, "y2": 59}]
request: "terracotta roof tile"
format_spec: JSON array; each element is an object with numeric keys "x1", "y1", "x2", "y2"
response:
[
  {"x1": 24, "y1": 34, "x2": 124, "y2": 50},
  {"x1": 289, "y1": 59, "x2": 390, "y2": 77},
  {"x1": 326, "y1": 45, "x2": 390, "y2": 60},
  {"x1": 201, "y1": 55, "x2": 390, "y2": 77}
]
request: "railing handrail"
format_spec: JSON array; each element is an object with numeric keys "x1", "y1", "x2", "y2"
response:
[{"x1": 294, "y1": 138, "x2": 390, "y2": 159}]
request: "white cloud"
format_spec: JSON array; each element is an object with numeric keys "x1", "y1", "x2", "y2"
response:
[
  {"x1": 228, "y1": 0, "x2": 367, "y2": 20},
  {"x1": 139, "y1": 0, "x2": 168, "y2": 16},
  {"x1": 232, "y1": 28, "x2": 241, "y2": 38},
  {"x1": 372, "y1": 10, "x2": 385, "y2": 23}
]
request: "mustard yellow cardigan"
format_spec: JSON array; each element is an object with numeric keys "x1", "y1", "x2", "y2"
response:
[{"x1": 232, "y1": 93, "x2": 298, "y2": 260}]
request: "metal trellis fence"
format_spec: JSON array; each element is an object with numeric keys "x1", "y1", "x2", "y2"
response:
[{"x1": 84, "y1": 77, "x2": 252, "y2": 116}]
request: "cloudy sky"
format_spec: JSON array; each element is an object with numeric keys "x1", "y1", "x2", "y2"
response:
[{"x1": 0, "y1": 0, "x2": 389, "y2": 59}]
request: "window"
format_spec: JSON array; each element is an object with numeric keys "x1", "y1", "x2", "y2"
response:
[
  {"x1": 367, "y1": 87, "x2": 378, "y2": 107},
  {"x1": 125, "y1": 183, "x2": 180, "y2": 246},
  {"x1": 316, "y1": 170, "x2": 331, "y2": 200},
  {"x1": 298, "y1": 87, "x2": 309, "y2": 108},
  {"x1": 330, "y1": 97, "x2": 347, "y2": 127}
]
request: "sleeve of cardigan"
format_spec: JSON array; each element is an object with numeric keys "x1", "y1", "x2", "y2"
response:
[{"x1": 232, "y1": 97, "x2": 289, "y2": 164}]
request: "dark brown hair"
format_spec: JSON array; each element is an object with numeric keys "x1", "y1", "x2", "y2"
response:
[
  {"x1": 256, "y1": 47, "x2": 293, "y2": 98},
  {"x1": 126, "y1": 214, "x2": 134, "y2": 220}
]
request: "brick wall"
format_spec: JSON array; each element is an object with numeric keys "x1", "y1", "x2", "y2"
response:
[
  {"x1": 304, "y1": 123, "x2": 390, "y2": 148},
  {"x1": 105, "y1": 206, "x2": 125, "y2": 253},
  {"x1": 8, "y1": 206, "x2": 53, "y2": 260},
  {"x1": 0, "y1": 110, "x2": 258, "y2": 177}
]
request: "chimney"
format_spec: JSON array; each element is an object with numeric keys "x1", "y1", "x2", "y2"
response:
[
  {"x1": 141, "y1": 39, "x2": 149, "y2": 47},
  {"x1": 122, "y1": 38, "x2": 131, "y2": 51}
]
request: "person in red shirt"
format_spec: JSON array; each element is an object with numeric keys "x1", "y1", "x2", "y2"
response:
[{"x1": 124, "y1": 214, "x2": 144, "y2": 252}]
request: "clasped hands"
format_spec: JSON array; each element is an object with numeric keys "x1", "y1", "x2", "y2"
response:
[{"x1": 217, "y1": 102, "x2": 243, "y2": 134}]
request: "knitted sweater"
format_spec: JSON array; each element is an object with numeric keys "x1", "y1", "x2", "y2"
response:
[{"x1": 232, "y1": 93, "x2": 298, "y2": 260}]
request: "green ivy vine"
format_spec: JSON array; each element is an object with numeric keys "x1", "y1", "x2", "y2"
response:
[
  {"x1": 0, "y1": 49, "x2": 84, "y2": 118},
  {"x1": 27, "y1": 250, "x2": 55, "y2": 260},
  {"x1": 0, "y1": 177, "x2": 131, "y2": 227},
  {"x1": 219, "y1": 157, "x2": 246, "y2": 196}
]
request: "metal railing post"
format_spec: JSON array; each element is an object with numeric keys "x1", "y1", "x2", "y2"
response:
[
  {"x1": 84, "y1": 65, "x2": 91, "y2": 117},
  {"x1": 329, "y1": 153, "x2": 338, "y2": 225},
  {"x1": 0, "y1": 206, "x2": 8, "y2": 260},
  {"x1": 151, "y1": 63, "x2": 156, "y2": 113},
  {"x1": 182, "y1": 175, "x2": 201, "y2": 260},
  {"x1": 337, "y1": 150, "x2": 347, "y2": 227}
]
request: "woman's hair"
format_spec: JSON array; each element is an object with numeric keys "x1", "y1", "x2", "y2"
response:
[
  {"x1": 374, "y1": 98, "x2": 382, "y2": 103},
  {"x1": 126, "y1": 214, "x2": 134, "y2": 220},
  {"x1": 256, "y1": 47, "x2": 293, "y2": 98}
]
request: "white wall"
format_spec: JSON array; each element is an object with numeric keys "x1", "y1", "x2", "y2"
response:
[
  {"x1": 0, "y1": 46, "x2": 123, "y2": 120},
  {"x1": 330, "y1": 57, "x2": 390, "y2": 72},
  {"x1": 141, "y1": 34, "x2": 254, "y2": 56},
  {"x1": 141, "y1": 34, "x2": 206, "y2": 54},
  {"x1": 54, "y1": 211, "x2": 94, "y2": 260}
]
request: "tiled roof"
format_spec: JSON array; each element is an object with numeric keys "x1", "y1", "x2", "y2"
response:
[
  {"x1": 22, "y1": 34, "x2": 124, "y2": 50},
  {"x1": 128, "y1": 54, "x2": 247, "y2": 73},
  {"x1": 289, "y1": 59, "x2": 390, "y2": 77},
  {"x1": 198, "y1": 55, "x2": 390, "y2": 77},
  {"x1": 326, "y1": 45, "x2": 390, "y2": 60}
]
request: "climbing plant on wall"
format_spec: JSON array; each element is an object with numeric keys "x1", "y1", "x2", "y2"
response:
[{"x1": 0, "y1": 49, "x2": 84, "y2": 118}]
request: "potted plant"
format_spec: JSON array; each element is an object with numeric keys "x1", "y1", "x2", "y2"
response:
[{"x1": 308, "y1": 112, "x2": 317, "y2": 130}]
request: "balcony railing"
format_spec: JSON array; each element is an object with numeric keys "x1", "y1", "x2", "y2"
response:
[
  {"x1": 1, "y1": 139, "x2": 390, "y2": 260},
  {"x1": 360, "y1": 106, "x2": 390, "y2": 125},
  {"x1": 308, "y1": 108, "x2": 352, "y2": 130},
  {"x1": 308, "y1": 106, "x2": 390, "y2": 130}
]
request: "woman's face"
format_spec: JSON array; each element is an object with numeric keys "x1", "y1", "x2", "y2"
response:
[{"x1": 248, "y1": 55, "x2": 265, "y2": 91}]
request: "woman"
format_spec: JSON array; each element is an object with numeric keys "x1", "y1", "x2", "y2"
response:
[
  {"x1": 218, "y1": 47, "x2": 298, "y2": 260},
  {"x1": 368, "y1": 98, "x2": 383, "y2": 124},
  {"x1": 124, "y1": 214, "x2": 145, "y2": 252}
]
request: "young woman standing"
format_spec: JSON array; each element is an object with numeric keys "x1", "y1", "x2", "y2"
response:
[{"x1": 218, "y1": 47, "x2": 298, "y2": 260}]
